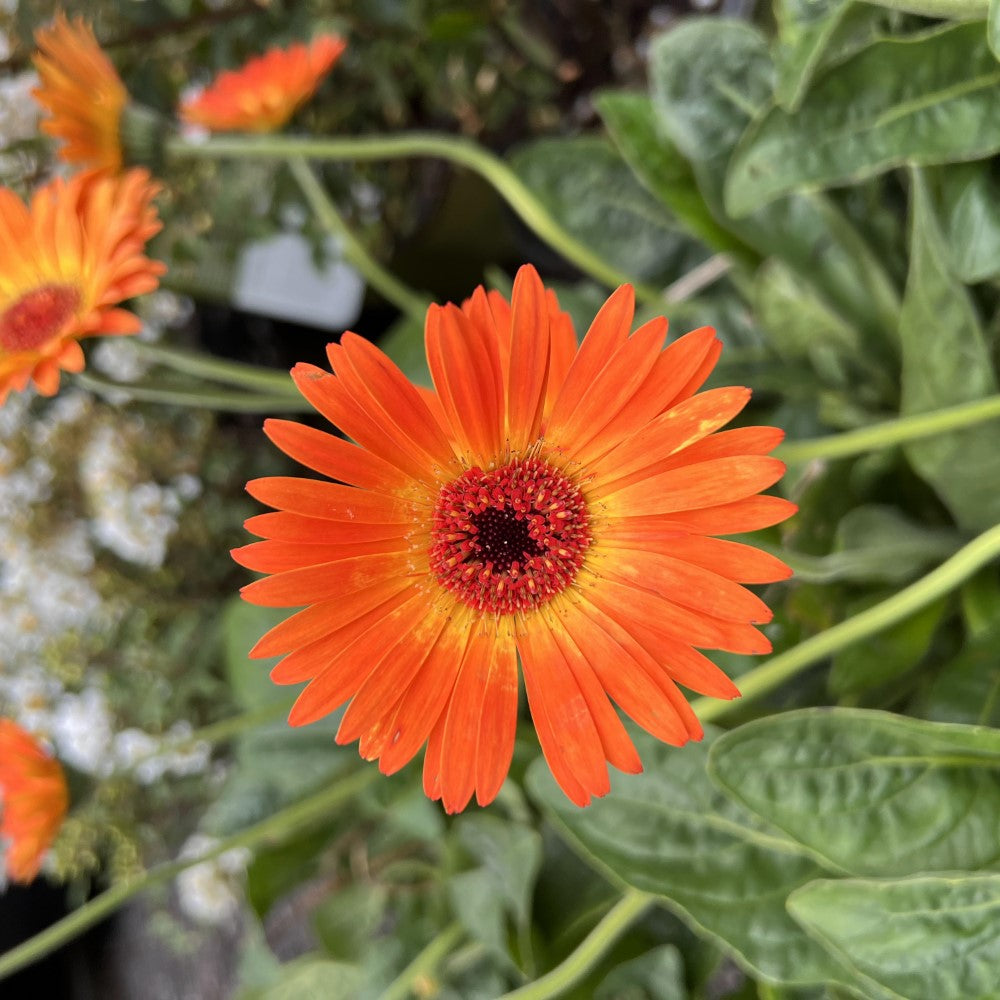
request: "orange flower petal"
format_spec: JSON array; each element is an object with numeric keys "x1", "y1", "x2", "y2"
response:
[
  {"x1": 235, "y1": 270, "x2": 794, "y2": 813},
  {"x1": 180, "y1": 34, "x2": 346, "y2": 133}
]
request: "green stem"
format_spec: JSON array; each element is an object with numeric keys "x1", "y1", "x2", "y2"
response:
[
  {"x1": 74, "y1": 371, "x2": 313, "y2": 413},
  {"x1": 0, "y1": 767, "x2": 377, "y2": 982},
  {"x1": 692, "y1": 522, "x2": 1000, "y2": 723},
  {"x1": 498, "y1": 890, "x2": 653, "y2": 1000},
  {"x1": 858, "y1": 0, "x2": 986, "y2": 18},
  {"x1": 381, "y1": 922, "x2": 464, "y2": 1000},
  {"x1": 166, "y1": 132, "x2": 663, "y2": 302},
  {"x1": 286, "y1": 156, "x2": 429, "y2": 324},
  {"x1": 777, "y1": 395, "x2": 1000, "y2": 464},
  {"x1": 130, "y1": 341, "x2": 299, "y2": 395}
]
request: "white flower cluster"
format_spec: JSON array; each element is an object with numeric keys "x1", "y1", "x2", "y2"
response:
[
  {"x1": 0, "y1": 679, "x2": 211, "y2": 783},
  {"x1": 175, "y1": 834, "x2": 252, "y2": 926},
  {"x1": 0, "y1": 70, "x2": 39, "y2": 142},
  {"x1": 79, "y1": 421, "x2": 202, "y2": 569}
]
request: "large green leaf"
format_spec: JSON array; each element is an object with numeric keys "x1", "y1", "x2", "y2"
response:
[
  {"x1": 708, "y1": 708, "x2": 1000, "y2": 877},
  {"x1": 509, "y1": 135, "x2": 708, "y2": 285},
  {"x1": 900, "y1": 170, "x2": 1000, "y2": 532},
  {"x1": 828, "y1": 592, "x2": 946, "y2": 697},
  {"x1": 788, "y1": 875, "x2": 1000, "y2": 1000},
  {"x1": 777, "y1": 505, "x2": 960, "y2": 585},
  {"x1": 927, "y1": 161, "x2": 1000, "y2": 282},
  {"x1": 526, "y1": 728, "x2": 858, "y2": 987},
  {"x1": 727, "y1": 23, "x2": 1000, "y2": 216},
  {"x1": 594, "y1": 90, "x2": 752, "y2": 263},
  {"x1": 649, "y1": 19, "x2": 900, "y2": 344},
  {"x1": 910, "y1": 623, "x2": 1000, "y2": 727},
  {"x1": 773, "y1": 0, "x2": 854, "y2": 111},
  {"x1": 594, "y1": 945, "x2": 688, "y2": 1000}
]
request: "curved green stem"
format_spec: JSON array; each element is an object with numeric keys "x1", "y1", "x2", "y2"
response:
[
  {"x1": 777, "y1": 395, "x2": 1000, "y2": 464},
  {"x1": 166, "y1": 132, "x2": 663, "y2": 302},
  {"x1": 858, "y1": 0, "x2": 986, "y2": 18},
  {"x1": 0, "y1": 767, "x2": 376, "y2": 982},
  {"x1": 498, "y1": 889, "x2": 653, "y2": 1000},
  {"x1": 130, "y1": 341, "x2": 299, "y2": 395},
  {"x1": 74, "y1": 371, "x2": 313, "y2": 413},
  {"x1": 693, "y1": 522, "x2": 1000, "y2": 723},
  {"x1": 381, "y1": 922, "x2": 464, "y2": 1000},
  {"x1": 286, "y1": 156, "x2": 429, "y2": 324}
]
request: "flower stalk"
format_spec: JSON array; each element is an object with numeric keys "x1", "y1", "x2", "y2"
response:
[{"x1": 166, "y1": 132, "x2": 665, "y2": 302}]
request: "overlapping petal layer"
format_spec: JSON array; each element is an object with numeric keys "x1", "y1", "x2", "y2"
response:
[
  {"x1": 33, "y1": 12, "x2": 127, "y2": 172},
  {"x1": 0, "y1": 720, "x2": 69, "y2": 883},
  {"x1": 238, "y1": 264, "x2": 794, "y2": 812},
  {"x1": 0, "y1": 169, "x2": 165, "y2": 404},
  {"x1": 180, "y1": 34, "x2": 346, "y2": 133}
]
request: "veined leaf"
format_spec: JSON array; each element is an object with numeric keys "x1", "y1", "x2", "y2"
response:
[
  {"x1": 650, "y1": 19, "x2": 900, "y2": 345},
  {"x1": 788, "y1": 875, "x2": 1000, "y2": 1000},
  {"x1": 510, "y1": 135, "x2": 709, "y2": 285},
  {"x1": 526, "y1": 728, "x2": 860, "y2": 988},
  {"x1": 595, "y1": 89, "x2": 754, "y2": 263},
  {"x1": 927, "y1": 161, "x2": 1000, "y2": 282},
  {"x1": 709, "y1": 708, "x2": 1000, "y2": 877},
  {"x1": 727, "y1": 22, "x2": 1000, "y2": 216},
  {"x1": 900, "y1": 170, "x2": 1000, "y2": 531}
]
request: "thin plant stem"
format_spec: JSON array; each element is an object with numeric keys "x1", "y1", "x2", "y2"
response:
[
  {"x1": 858, "y1": 0, "x2": 986, "y2": 17},
  {"x1": 130, "y1": 341, "x2": 299, "y2": 396},
  {"x1": 777, "y1": 394, "x2": 1000, "y2": 464},
  {"x1": 286, "y1": 156, "x2": 429, "y2": 324},
  {"x1": 380, "y1": 922, "x2": 464, "y2": 1000},
  {"x1": 166, "y1": 132, "x2": 665, "y2": 303},
  {"x1": 692, "y1": 522, "x2": 1000, "y2": 723},
  {"x1": 74, "y1": 371, "x2": 313, "y2": 413},
  {"x1": 0, "y1": 768, "x2": 377, "y2": 982},
  {"x1": 498, "y1": 890, "x2": 653, "y2": 1000}
]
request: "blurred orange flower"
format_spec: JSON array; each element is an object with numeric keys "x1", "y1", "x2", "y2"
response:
[
  {"x1": 236, "y1": 264, "x2": 795, "y2": 813},
  {"x1": 0, "y1": 169, "x2": 166, "y2": 404},
  {"x1": 0, "y1": 720, "x2": 69, "y2": 883},
  {"x1": 33, "y1": 12, "x2": 128, "y2": 172},
  {"x1": 180, "y1": 34, "x2": 346, "y2": 133}
]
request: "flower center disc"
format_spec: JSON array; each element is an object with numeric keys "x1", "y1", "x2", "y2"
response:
[
  {"x1": 0, "y1": 284, "x2": 80, "y2": 353},
  {"x1": 430, "y1": 456, "x2": 591, "y2": 614}
]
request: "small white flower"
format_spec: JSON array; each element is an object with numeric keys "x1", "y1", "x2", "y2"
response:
[
  {"x1": 50, "y1": 687, "x2": 115, "y2": 776},
  {"x1": 176, "y1": 834, "x2": 252, "y2": 926}
]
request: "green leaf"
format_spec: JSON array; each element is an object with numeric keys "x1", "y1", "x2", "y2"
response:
[
  {"x1": 828, "y1": 591, "x2": 946, "y2": 697},
  {"x1": 509, "y1": 135, "x2": 709, "y2": 285},
  {"x1": 708, "y1": 708, "x2": 1000, "y2": 877},
  {"x1": 649, "y1": 20, "x2": 900, "y2": 345},
  {"x1": 753, "y1": 258, "x2": 864, "y2": 387},
  {"x1": 456, "y1": 814, "x2": 542, "y2": 929},
  {"x1": 223, "y1": 596, "x2": 291, "y2": 709},
  {"x1": 990, "y1": 0, "x2": 1000, "y2": 60},
  {"x1": 788, "y1": 875, "x2": 1000, "y2": 1000},
  {"x1": 251, "y1": 958, "x2": 363, "y2": 1000},
  {"x1": 312, "y1": 883, "x2": 391, "y2": 963},
  {"x1": 526, "y1": 728, "x2": 857, "y2": 987},
  {"x1": 900, "y1": 170, "x2": 1000, "y2": 532},
  {"x1": 594, "y1": 944, "x2": 688, "y2": 1000},
  {"x1": 377, "y1": 315, "x2": 430, "y2": 387},
  {"x1": 727, "y1": 23, "x2": 1000, "y2": 216},
  {"x1": 927, "y1": 161, "x2": 1000, "y2": 282},
  {"x1": 594, "y1": 90, "x2": 752, "y2": 263},
  {"x1": 776, "y1": 504, "x2": 961, "y2": 585},
  {"x1": 773, "y1": 0, "x2": 854, "y2": 111},
  {"x1": 910, "y1": 624, "x2": 1000, "y2": 727}
]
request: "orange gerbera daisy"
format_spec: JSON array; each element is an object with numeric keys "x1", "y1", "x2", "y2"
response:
[
  {"x1": 180, "y1": 34, "x2": 347, "y2": 133},
  {"x1": 0, "y1": 168, "x2": 166, "y2": 404},
  {"x1": 235, "y1": 265, "x2": 795, "y2": 812},
  {"x1": 0, "y1": 720, "x2": 69, "y2": 883},
  {"x1": 33, "y1": 12, "x2": 128, "y2": 172}
]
